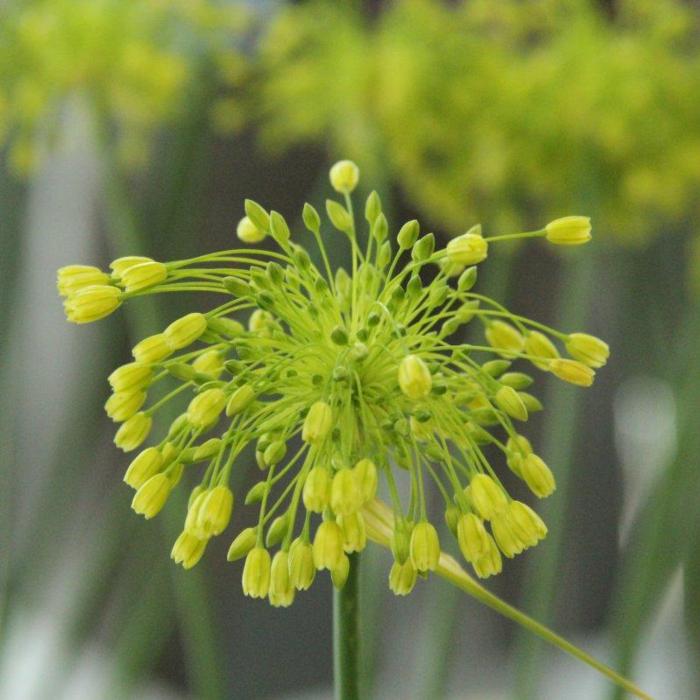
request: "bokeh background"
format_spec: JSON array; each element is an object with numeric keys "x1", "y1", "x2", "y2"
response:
[{"x1": 2, "y1": 1, "x2": 699, "y2": 698}]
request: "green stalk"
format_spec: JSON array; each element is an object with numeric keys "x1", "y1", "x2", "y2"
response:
[
  {"x1": 334, "y1": 553, "x2": 361, "y2": 700},
  {"x1": 512, "y1": 248, "x2": 596, "y2": 698}
]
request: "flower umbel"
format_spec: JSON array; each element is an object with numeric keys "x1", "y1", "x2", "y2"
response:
[{"x1": 59, "y1": 160, "x2": 607, "y2": 604}]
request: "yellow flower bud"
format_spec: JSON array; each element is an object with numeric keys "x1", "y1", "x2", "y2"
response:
[
  {"x1": 269, "y1": 551, "x2": 295, "y2": 607},
  {"x1": 114, "y1": 412, "x2": 152, "y2": 452},
  {"x1": 495, "y1": 385, "x2": 528, "y2": 422},
  {"x1": 312, "y1": 521, "x2": 343, "y2": 571},
  {"x1": 472, "y1": 538, "x2": 503, "y2": 579},
  {"x1": 227, "y1": 527, "x2": 258, "y2": 562},
  {"x1": 520, "y1": 453, "x2": 556, "y2": 498},
  {"x1": 192, "y1": 350, "x2": 224, "y2": 378},
  {"x1": 545, "y1": 216, "x2": 591, "y2": 246},
  {"x1": 109, "y1": 256, "x2": 153, "y2": 278},
  {"x1": 353, "y1": 458, "x2": 378, "y2": 503},
  {"x1": 485, "y1": 321, "x2": 524, "y2": 358},
  {"x1": 288, "y1": 538, "x2": 316, "y2": 590},
  {"x1": 505, "y1": 434, "x2": 532, "y2": 475},
  {"x1": 491, "y1": 512, "x2": 524, "y2": 558},
  {"x1": 330, "y1": 468, "x2": 363, "y2": 516},
  {"x1": 187, "y1": 388, "x2": 226, "y2": 429},
  {"x1": 196, "y1": 485, "x2": 234, "y2": 537},
  {"x1": 508, "y1": 501, "x2": 547, "y2": 547},
  {"x1": 329, "y1": 160, "x2": 360, "y2": 194},
  {"x1": 409, "y1": 521, "x2": 440, "y2": 572},
  {"x1": 446, "y1": 232, "x2": 488, "y2": 266},
  {"x1": 549, "y1": 358, "x2": 595, "y2": 387},
  {"x1": 331, "y1": 554, "x2": 350, "y2": 589},
  {"x1": 303, "y1": 466, "x2": 331, "y2": 513},
  {"x1": 171, "y1": 530, "x2": 207, "y2": 570},
  {"x1": 236, "y1": 216, "x2": 266, "y2": 244},
  {"x1": 389, "y1": 559, "x2": 418, "y2": 596},
  {"x1": 468, "y1": 474, "x2": 507, "y2": 520},
  {"x1": 565, "y1": 333, "x2": 610, "y2": 368},
  {"x1": 193, "y1": 438, "x2": 222, "y2": 461},
  {"x1": 131, "y1": 474, "x2": 171, "y2": 519},
  {"x1": 525, "y1": 330, "x2": 560, "y2": 370},
  {"x1": 226, "y1": 384, "x2": 255, "y2": 416},
  {"x1": 108, "y1": 362, "x2": 153, "y2": 392},
  {"x1": 249, "y1": 309, "x2": 272, "y2": 334},
  {"x1": 302, "y1": 401, "x2": 333, "y2": 444},
  {"x1": 398, "y1": 354, "x2": 432, "y2": 400},
  {"x1": 456, "y1": 513, "x2": 491, "y2": 563},
  {"x1": 339, "y1": 512, "x2": 367, "y2": 553},
  {"x1": 105, "y1": 389, "x2": 146, "y2": 422},
  {"x1": 242, "y1": 547, "x2": 271, "y2": 599},
  {"x1": 120, "y1": 261, "x2": 168, "y2": 293},
  {"x1": 124, "y1": 447, "x2": 163, "y2": 489},
  {"x1": 164, "y1": 312, "x2": 207, "y2": 350},
  {"x1": 64, "y1": 284, "x2": 122, "y2": 323},
  {"x1": 57, "y1": 265, "x2": 109, "y2": 297},
  {"x1": 132, "y1": 333, "x2": 173, "y2": 363}
]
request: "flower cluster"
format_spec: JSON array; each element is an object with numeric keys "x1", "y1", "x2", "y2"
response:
[{"x1": 58, "y1": 160, "x2": 608, "y2": 606}]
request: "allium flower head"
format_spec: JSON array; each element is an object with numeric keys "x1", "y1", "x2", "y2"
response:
[{"x1": 59, "y1": 160, "x2": 607, "y2": 604}]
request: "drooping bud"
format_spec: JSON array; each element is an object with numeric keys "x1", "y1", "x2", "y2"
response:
[
  {"x1": 491, "y1": 512, "x2": 525, "y2": 558},
  {"x1": 114, "y1": 412, "x2": 152, "y2": 452},
  {"x1": 109, "y1": 256, "x2": 153, "y2": 279},
  {"x1": 398, "y1": 354, "x2": 432, "y2": 400},
  {"x1": 269, "y1": 551, "x2": 295, "y2": 607},
  {"x1": 288, "y1": 538, "x2": 316, "y2": 590},
  {"x1": 302, "y1": 401, "x2": 333, "y2": 444},
  {"x1": 545, "y1": 216, "x2": 591, "y2": 246},
  {"x1": 520, "y1": 453, "x2": 556, "y2": 498},
  {"x1": 331, "y1": 554, "x2": 351, "y2": 589},
  {"x1": 329, "y1": 160, "x2": 359, "y2": 194},
  {"x1": 121, "y1": 261, "x2": 168, "y2": 293},
  {"x1": 124, "y1": 447, "x2": 163, "y2": 489},
  {"x1": 312, "y1": 520, "x2": 344, "y2": 571},
  {"x1": 242, "y1": 547, "x2": 271, "y2": 598},
  {"x1": 565, "y1": 333, "x2": 610, "y2": 368},
  {"x1": 391, "y1": 517, "x2": 413, "y2": 564},
  {"x1": 468, "y1": 474, "x2": 507, "y2": 520},
  {"x1": 389, "y1": 559, "x2": 418, "y2": 596},
  {"x1": 549, "y1": 358, "x2": 595, "y2": 387},
  {"x1": 197, "y1": 485, "x2": 234, "y2": 536},
  {"x1": 164, "y1": 312, "x2": 207, "y2": 350},
  {"x1": 193, "y1": 350, "x2": 224, "y2": 378},
  {"x1": 187, "y1": 388, "x2": 226, "y2": 429},
  {"x1": 303, "y1": 467, "x2": 331, "y2": 513},
  {"x1": 171, "y1": 531, "x2": 207, "y2": 570},
  {"x1": 507, "y1": 501, "x2": 548, "y2": 547},
  {"x1": 131, "y1": 474, "x2": 171, "y2": 519},
  {"x1": 409, "y1": 521, "x2": 440, "y2": 573},
  {"x1": 265, "y1": 514, "x2": 289, "y2": 547},
  {"x1": 456, "y1": 513, "x2": 491, "y2": 564},
  {"x1": 338, "y1": 512, "x2": 367, "y2": 553},
  {"x1": 330, "y1": 468, "x2": 363, "y2": 516},
  {"x1": 525, "y1": 331, "x2": 560, "y2": 370},
  {"x1": 353, "y1": 458, "x2": 378, "y2": 503},
  {"x1": 227, "y1": 527, "x2": 258, "y2": 561},
  {"x1": 472, "y1": 538, "x2": 503, "y2": 579}
]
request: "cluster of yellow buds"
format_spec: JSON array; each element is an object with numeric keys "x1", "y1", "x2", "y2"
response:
[{"x1": 59, "y1": 160, "x2": 607, "y2": 605}]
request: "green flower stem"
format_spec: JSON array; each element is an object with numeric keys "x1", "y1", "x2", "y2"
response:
[
  {"x1": 512, "y1": 248, "x2": 595, "y2": 697},
  {"x1": 334, "y1": 553, "x2": 361, "y2": 700}
]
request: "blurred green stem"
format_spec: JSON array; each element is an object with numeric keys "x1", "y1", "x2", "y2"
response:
[
  {"x1": 334, "y1": 554, "x2": 360, "y2": 700},
  {"x1": 95, "y1": 107, "x2": 225, "y2": 700},
  {"x1": 513, "y1": 249, "x2": 596, "y2": 698}
]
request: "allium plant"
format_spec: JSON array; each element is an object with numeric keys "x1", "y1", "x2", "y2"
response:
[{"x1": 59, "y1": 161, "x2": 648, "y2": 698}]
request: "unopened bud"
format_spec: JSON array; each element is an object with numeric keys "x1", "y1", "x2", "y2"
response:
[
  {"x1": 566, "y1": 333, "x2": 609, "y2": 368},
  {"x1": 164, "y1": 312, "x2": 207, "y2": 350},
  {"x1": 329, "y1": 160, "x2": 359, "y2": 194},
  {"x1": 549, "y1": 358, "x2": 595, "y2": 387},
  {"x1": 303, "y1": 466, "x2": 332, "y2": 513},
  {"x1": 389, "y1": 559, "x2": 417, "y2": 595},
  {"x1": 121, "y1": 261, "x2": 167, "y2": 293},
  {"x1": 468, "y1": 474, "x2": 507, "y2": 520},
  {"x1": 227, "y1": 527, "x2": 257, "y2": 561},
  {"x1": 131, "y1": 474, "x2": 171, "y2": 519},
  {"x1": 313, "y1": 521, "x2": 344, "y2": 571},
  {"x1": 302, "y1": 401, "x2": 333, "y2": 444},
  {"x1": 398, "y1": 354, "x2": 432, "y2": 400},
  {"x1": 237, "y1": 215, "x2": 266, "y2": 243},
  {"x1": 114, "y1": 412, "x2": 152, "y2": 452},
  {"x1": 545, "y1": 216, "x2": 591, "y2": 246},
  {"x1": 242, "y1": 547, "x2": 271, "y2": 598},
  {"x1": 409, "y1": 521, "x2": 440, "y2": 572},
  {"x1": 289, "y1": 538, "x2": 316, "y2": 590}
]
